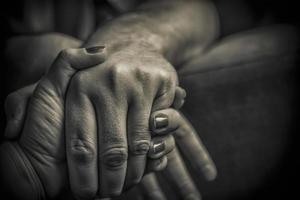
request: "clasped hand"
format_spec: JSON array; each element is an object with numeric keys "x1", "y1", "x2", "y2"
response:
[{"x1": 1, "y1": 43, "x2": 216, "y2": 200}]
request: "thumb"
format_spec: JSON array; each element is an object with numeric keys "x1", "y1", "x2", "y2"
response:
[
  {"x1": 4, "y1": 83, "x2": 37, "y2": 139},
  {"x1": 41, "y1": 46, "x2": 106, "y2": 97}
]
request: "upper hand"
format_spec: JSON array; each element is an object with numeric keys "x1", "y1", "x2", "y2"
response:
[{"x1": 64, "y1": 43, "x2": 178, "y2": 197}]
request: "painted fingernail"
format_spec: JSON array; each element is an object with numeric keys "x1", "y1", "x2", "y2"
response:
[
  {"x1": 154, "y1": 113, "x2": 168, "y2": 129},
  {"x1": 152, "y1": 141, "x2": 165, "y2": 154},
  {"x1": 85, "y1": 45, "x2": 105, "y2": 54}
]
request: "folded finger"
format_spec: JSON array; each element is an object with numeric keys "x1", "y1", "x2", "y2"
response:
[
  {"x1": 148, "y1": 135, "x2": 175, "y2": 159},
  {"x1": 66, "y1": 90, "x2": 98, "y2": 199}
]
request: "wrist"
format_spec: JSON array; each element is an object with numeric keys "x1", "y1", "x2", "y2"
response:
[{"x1": 84, "y1": 13, "x2": 166, "y2": 58}]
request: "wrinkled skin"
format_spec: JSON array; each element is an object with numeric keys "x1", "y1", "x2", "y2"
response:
[
  {"x1": 3, "y1": 34, "x2": 216, "y2": 200},
  {"x1": 1, "y1": 44, "x2": 179, "y2": 197},
  {"x1": 64, "y1": 44, "x2": 180, "y2": 198},
  {"x1": 3, "y1": 0, "x2": 221, "y2": 197}
]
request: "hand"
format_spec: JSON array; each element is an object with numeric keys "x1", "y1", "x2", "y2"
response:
[
  {"x1": 118, "y1": 105, "x2": 217, "y2": 200},
  {"x1": 139, "y1": 105, "x2": 217, "y2": 200},
  {"x1": 3, "y1": 35, "x2": 216, "y2": 199},
  {"x1": 63, "y1": 44, "x2": 179, "y2": 197},
  {"x1": 0, "y1": 47, "x2": 106, "y2": 199},
  {"x1": 3, "y1": 83, "x2": 185, "y2": 200},
  {"x1": 2, "y1": 45, "x2": 179, "y2": 199}
]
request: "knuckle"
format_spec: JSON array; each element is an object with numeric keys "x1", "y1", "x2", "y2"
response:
[
  {"x1": 135, "y1": 67, "x2": 151, "y2": 82},
  {"x1": 100, "y1": 147, "x2": 128, "y2": 169},
  {"x1": 69, "y1": 138, "x2": 96, "y2": 164},
  {"x1": 158, "y1": 70, "x2": 171, "y2": 81},
  {"x1": 130, "y1": 140, "x2": 150, "y2": 155},
  {"x1": 108, "y1": 64, "x2": 131, "y2": 90},
  {"x1": 110, "y1": 64, "x2": 128, "y2": 80}
]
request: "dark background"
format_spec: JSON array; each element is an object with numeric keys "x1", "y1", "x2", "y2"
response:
[{"x1": 0, "y1": 0, "x2": 299, "y2": 199}]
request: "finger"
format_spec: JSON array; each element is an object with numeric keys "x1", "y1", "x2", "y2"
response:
[
  {"x1": 146, "y1": 156, "x2": 168, "y2": 172},
  {"x1": 4, "y1": 83, "x2": 36, "y2": 139},
  {"x1": 95, "y1": 98, "x2": 128, "y2": 197},
  {"x1": 174, "y1": 114, "x2": 217, "y2": 181},
  {"x1": 148, "y1": 135, "x2": 175, "y2": 159},
  {"x1": 172, "y1": 86, "x2": 186, "y2": 109},
  {"x1": 152, "y1": 71, "x2": 178, "y2": 112},
  {"x1": 162, "y1": 148, "x2": 201, "y2": 200},
  {"x1": 41, "y1": 46, "x2": 106, "y2": 97},
  {"x1": 18, "y1": 46, "x2": 106, "y2": 198},
  {"x1": 139, "y1": 173, "x2": 167, "y2": 200},
  {"x1": 150, "y1": 108, "x2": 217, "y2": 181},
  {"x1": 66, "y1": 91, "x2": 98, "y2": 199},
  {"x1": 150, "y1": 108, "x2": 180, "y2": 135},
  {"x1": 124, "y1": 99, "x2": 152, "y2": 188}
]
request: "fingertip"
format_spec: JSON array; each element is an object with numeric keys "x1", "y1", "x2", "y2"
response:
[
  {"x1": 54, "y1": 46, "x2": 106, "y2": 71},
  {"x1": 173, "y1": 86, "x2": 186, "y2": 109},
  {"x1": 203, "y1": 164, "x2": 217, "y2": 181},
  {"x1": 176, "y1": 86, "x2": 186, "y2": 98},
  {"x1": 173, "y1": 99, "x2": 185, "y2": 110},
  {"x1": 83, "y1": 45, "x2": 106, "y2": 64},
  {"x1": 153, "y1": 113, "x2": 168, "y2": 131},
  {"x1": 151, "y1": 108, "x2": 182, "y2": 135},
  {"x1": 85, "y1": 45, "x2": 105, "y2": 54}
]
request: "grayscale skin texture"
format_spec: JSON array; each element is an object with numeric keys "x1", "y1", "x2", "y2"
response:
[
  {"x1": 2, "y1": 33, "x2": 216, "y2": 200},
  {"x1": 1, "y1": 0, "x2": 220, "y2": 199}
]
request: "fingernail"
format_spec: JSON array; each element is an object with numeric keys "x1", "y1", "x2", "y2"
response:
[
  {"x1": 152, "y1": 141, "x2": 165, "y2": 154},
  {"x1": 154, "y1": 113, "x2": 168, "y2": 129},
  {"x1": 85, "y1": 45, "x2": 105, "y2": 54}
]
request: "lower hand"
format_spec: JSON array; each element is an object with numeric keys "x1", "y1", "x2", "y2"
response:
[{"x1": 1, "y1": 45, "x2": 179, "y2": 199}]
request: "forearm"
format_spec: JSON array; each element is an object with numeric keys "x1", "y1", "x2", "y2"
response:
[{"x1": 84, "y1": 0, "x2": 219, "y2": 66}]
